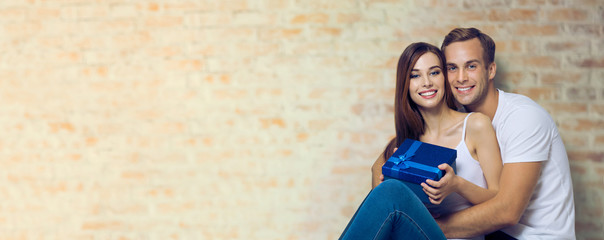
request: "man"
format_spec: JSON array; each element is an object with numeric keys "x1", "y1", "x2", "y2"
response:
[{"x1": 370, "y1": 28, "x2": 575, "y2": 239}]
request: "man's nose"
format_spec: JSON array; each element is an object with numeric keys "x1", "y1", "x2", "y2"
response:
[{"x1": 456, "y1": 68, "x2": 468, "y2": 83}]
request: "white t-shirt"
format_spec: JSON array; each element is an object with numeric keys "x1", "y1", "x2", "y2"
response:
[{"x1": 493, "y1": 90, "x2": 575, "y2": 239}]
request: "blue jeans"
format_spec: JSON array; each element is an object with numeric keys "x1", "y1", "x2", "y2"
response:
[{"x1": 339, "y1": 179, "x2": 446, "y2": 240}]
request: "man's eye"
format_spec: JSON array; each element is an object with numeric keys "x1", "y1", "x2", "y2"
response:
[
  {"x1": 447, "y1": 66, "x2": 457, "y2": 71},
  {"x1": 468, "y1": 64, "x2": 477, "y2": 69}
]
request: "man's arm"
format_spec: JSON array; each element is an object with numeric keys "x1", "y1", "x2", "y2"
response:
[
  {"x1": 436, "y1": 162, "x2": 541, "y2": 238},
  {"x1": 371, "y1": 152, "x2": 386, "y2": 189}
]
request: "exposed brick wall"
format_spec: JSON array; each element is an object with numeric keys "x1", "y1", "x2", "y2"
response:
[{"x1": 0, "y1": 0, "x2": 602, "y2": 239}]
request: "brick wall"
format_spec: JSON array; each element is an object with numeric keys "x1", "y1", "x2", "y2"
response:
[{"x1": 0, "y1": 0, "x2": 602, "y2": 239}]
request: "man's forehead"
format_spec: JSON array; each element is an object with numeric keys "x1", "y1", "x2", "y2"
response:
[{"x1": 444, "y1": 39, "x2": 484, "y2": 63}]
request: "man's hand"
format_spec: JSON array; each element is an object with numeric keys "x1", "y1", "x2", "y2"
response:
[
  {"x1": 372, "y1": 147, "x2": 397, "y2": 189},
  {"x1": 374, "y1": 167, "x2": 386, "y2": 188}
]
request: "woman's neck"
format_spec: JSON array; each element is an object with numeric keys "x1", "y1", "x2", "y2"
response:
[{"x1": 419, "y1": 104, "x2": 458, "y2": 137}]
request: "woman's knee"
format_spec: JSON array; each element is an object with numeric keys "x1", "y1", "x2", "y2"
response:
[
  {"x1": 372, "y1": 179, "x2": 419, "y2": 202},
  {"x1": 375, "y1": 179, "x2": 410, "y2": 193}
]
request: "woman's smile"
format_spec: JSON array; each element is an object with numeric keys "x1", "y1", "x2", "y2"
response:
[{"x1": 419, "y1": 89, "x2": 438, "y2": 99}]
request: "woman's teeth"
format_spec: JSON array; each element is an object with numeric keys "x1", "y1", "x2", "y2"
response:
[{"x1": 420, "y1": 91, "x2": 436, "y2": 96}]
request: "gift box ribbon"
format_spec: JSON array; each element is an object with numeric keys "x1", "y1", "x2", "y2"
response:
[{"x1": 391, "y1": 141, "x2": 443, "y2": 179}]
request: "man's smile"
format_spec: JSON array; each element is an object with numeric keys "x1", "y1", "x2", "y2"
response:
[{"x1": 456, "y1": 86, "x2": 475, "y2": 93}]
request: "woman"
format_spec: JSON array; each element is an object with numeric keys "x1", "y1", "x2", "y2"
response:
[{"x1": 339, "y1": 42, "x2": 502, "y2": 240}]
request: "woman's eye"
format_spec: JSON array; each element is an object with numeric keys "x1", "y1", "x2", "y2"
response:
[
  {"x1": 430, "y1": 71, "x2": 440, "y2": 76},
  {"x1": 410, "y1": 74, "x2": 419, "y2": 79}
]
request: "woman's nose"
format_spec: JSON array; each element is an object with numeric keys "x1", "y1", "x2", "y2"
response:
[{"x1": 422, "y1": 75, "x2": 433, "y2": 87}]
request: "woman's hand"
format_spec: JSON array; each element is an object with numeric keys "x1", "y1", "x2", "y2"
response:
[{"x1": 421, "y1": 163, "x2": 458, "y2": 205}]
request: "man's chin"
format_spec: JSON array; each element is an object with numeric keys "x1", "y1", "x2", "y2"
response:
[{"x1": 453, "y1": 96, "x2": 475, "y2": 107}]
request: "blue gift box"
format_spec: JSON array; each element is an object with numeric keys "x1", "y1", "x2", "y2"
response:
[{"x1": 382, "y1": 138, "x2": 457, "y2": 204}]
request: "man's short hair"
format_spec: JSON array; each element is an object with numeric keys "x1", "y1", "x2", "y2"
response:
[{"x1": 441, "y1": 27, "x2": 496, "y2": 66}]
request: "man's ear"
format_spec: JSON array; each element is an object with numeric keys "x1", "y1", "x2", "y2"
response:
[{"x1": 488, "y1": 62, "x2": 497, "y2": 81}]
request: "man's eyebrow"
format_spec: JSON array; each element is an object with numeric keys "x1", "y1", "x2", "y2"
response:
[{"x1": 465, "y1": 59, "x2": 481, "y2": 65}]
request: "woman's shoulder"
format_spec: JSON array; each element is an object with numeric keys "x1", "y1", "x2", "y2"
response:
[
  {"x1": 464, "y1": 112, "x2": 497, "y2": 152},
  {"x1": 466, "y1": 112, "x2": 493, "y2": 132}
]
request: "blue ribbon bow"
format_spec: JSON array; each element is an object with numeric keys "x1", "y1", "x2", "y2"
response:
[{"x1": 389, "y1": 141, "x2": 443, "y2": 179}]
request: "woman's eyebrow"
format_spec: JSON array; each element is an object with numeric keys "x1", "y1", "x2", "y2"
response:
[{"x1": 412, "y1": 65, "x2": 441, "y2": 71}]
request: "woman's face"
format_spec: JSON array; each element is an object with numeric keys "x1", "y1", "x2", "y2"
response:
[{"x1": 408, "y1": 52, "x2": 445, "y2": 109}]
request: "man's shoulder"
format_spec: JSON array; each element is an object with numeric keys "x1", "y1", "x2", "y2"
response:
[
  {"x1": 500, "y1": 91, "x2": 541, "y2": 109},
  {"x1": 495, "y1": 90, "x2": 557, "y2": 138},
  {"x1": 495, "y1": 91, "x2": 560, "y2": 163},
  {"x1": 498, "y1": 90, "x2": 551, "y2": 120}
]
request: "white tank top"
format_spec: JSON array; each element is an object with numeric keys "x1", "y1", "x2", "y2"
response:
[
  {"x1": 427, "y1": 113, "x2": 487, "y2": 240},
  {"x1": 427, "y1": 112, "x2": 487, "y2": 215}
]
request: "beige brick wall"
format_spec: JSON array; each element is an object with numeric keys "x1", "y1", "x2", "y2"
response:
[{"x1": 0, "y1": 0, "x2": 602, "y2": 239}]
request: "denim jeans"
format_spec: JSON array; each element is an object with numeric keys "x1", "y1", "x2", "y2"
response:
[{"x1": 339, "y1": 179, "x2": 446, "y2": 240}]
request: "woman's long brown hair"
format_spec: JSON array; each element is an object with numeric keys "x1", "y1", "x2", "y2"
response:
[{"x1": 382, "y1": 42, "x2": 457, "y2": 160}]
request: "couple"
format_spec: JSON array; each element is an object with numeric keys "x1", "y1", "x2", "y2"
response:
[{"x1": 339, "y1": 28, "x2": 575, "y2": 239}]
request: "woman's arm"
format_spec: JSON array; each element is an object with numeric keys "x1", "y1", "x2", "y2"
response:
[{"x1": 423, "y1": 113, "x2": 502, "y2": 205}]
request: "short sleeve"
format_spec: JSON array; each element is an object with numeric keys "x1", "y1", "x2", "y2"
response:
[{"x1": 498, "y1": 107, "x2": 553, "y2": 164}]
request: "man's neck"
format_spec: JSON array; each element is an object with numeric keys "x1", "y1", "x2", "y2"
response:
[{"x1": 465, "y1": 87, "x2": 499, "y2": 120}]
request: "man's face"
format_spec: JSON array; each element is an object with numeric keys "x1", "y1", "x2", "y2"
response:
[{"x1": 444, "y1": 38, "x2": 493, "y2": 108}]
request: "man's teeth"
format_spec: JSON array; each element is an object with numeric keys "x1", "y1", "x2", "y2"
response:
[
  {"x1": 458, "y1": 87, "x2": 472, "y2": 91},
  {"x1": 420, "y1": 91, "x2": 436, "y2": 96}
]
